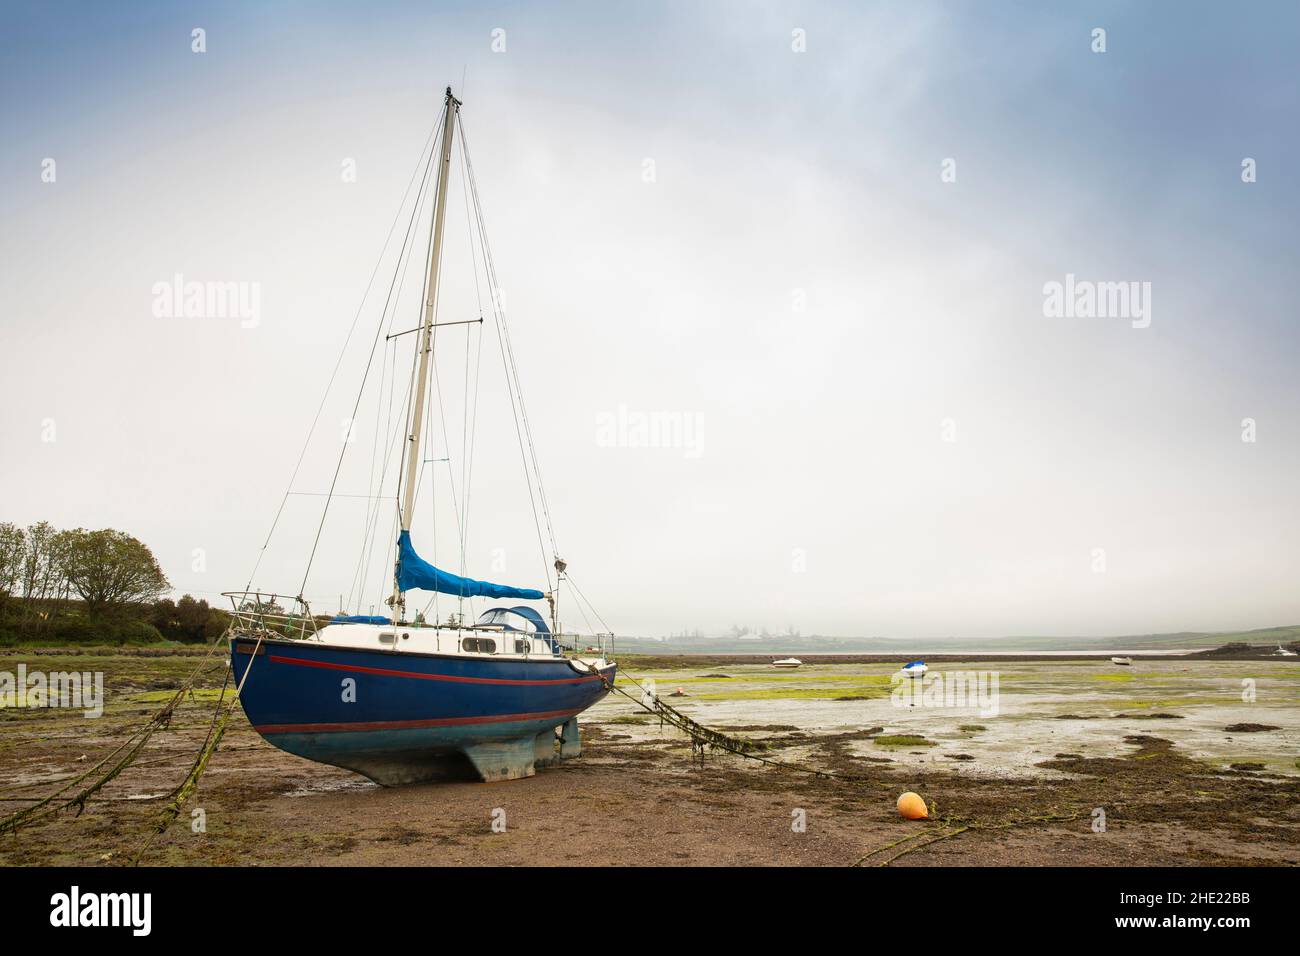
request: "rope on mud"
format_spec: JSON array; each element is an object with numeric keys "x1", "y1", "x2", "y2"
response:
[
  {"x1": 130, "y1": 629, "x2": 268, "y2": 865},
  {"x1": 853, "y1": 825, "x2": 970, "y2": 866},
  {"x1": 129, "y1": 663, "x2": 236, "y2": 865},
  {"x1": 0, "y1": 657, "x2": 231, "y2": 801},
  {"x1": 852, "y1": 808, "x2": 1085, "y2": 867},
  {"x1": 0, "y1": 632, "x2": 228, "y2": 836},
  {"x1": 582, "y1": 664, "x2": 1094, "y2": 867},
  {"x1": 582, "y1": 663, "x2": 861, "y2": 780},
  {"x1": 0, "y1": 751, "x2": 202, "y2": 798},
  {"x1": 0, "y1": 687, "x2": 186, "y2": 836}
]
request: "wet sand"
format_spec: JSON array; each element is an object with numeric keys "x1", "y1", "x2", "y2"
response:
[{"x1": 1, "y1": 651, "x2": 1297, "y2": 866}]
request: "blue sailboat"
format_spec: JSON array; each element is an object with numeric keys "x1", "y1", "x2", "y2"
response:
[{"x1": 227, "y1": 88, "x2": 615, "y2": 785}]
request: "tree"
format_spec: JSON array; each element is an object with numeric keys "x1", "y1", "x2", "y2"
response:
[
  {"x1": 0, "y1": 523, "x2": 24, "y2": 612},
  {"x1": 59, "y1": 528, "x2": 170, "y2": 616},
  {"x1": 175, "y1": 594, "x2": 209, "y2": 632},
  {"x1": 149, "y1": 594, "x2": 229, "y2": 642},
  {"x1": 13, "y1": 521, "x2": 74, "y2": 632},
  {"x1": 21, "y1": 521, "x2": 57, "y2": 601}
]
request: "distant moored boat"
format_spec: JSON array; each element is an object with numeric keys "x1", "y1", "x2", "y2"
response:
[{"x1": 772, "y1": 657, "x2": 802, "y2": 668}]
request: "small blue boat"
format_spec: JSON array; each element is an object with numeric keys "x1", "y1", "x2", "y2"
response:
[{"x1": 226, "y1": 87, "x2": 617, "y2": 785}]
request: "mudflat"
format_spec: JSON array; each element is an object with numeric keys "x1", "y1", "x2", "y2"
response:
[{"x1": 1, "y1": 650, "x2": 1296, "y2": 865}]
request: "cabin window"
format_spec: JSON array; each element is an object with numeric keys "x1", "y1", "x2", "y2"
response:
[
  {"x1": 514, "y1": 639, "x2": 530, "y2": 654},
  {"x1": 475, "y1": 608, "x2": 538, "y2": 633},
  {"x1": 461, "y1": 637, "x2": 496, "y2": 654},
  {"x1": 378, "y1": 631, "x2": 396, "y2": 645}
]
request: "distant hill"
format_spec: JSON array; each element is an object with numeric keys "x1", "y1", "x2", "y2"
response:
[
  {"x1": 612, "y1": 624, "x2": 1300, "y2": 655},
  {"x1": 1091, "y1": 625, "x2": 1300, "y2": 650}
]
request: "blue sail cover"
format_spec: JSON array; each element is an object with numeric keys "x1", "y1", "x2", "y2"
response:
[
  {"x1": 331, "y1": 614, "x2": 391, "y2": 625},
  {"x1": 396, "y1": 530, "x2": 545, "y2": 600}
]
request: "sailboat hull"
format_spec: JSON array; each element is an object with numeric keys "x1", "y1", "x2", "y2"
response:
[{"x1": 230, "y1": 636, "x2": 615, "y2": 785}]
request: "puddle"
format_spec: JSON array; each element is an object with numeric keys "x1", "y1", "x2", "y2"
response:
[
  {"x1": 594, "y1": 659, "x2": 1300, "y2": 777},
  {"x1": 284, "y1": 778, "x2": 379, "y2": 798}
]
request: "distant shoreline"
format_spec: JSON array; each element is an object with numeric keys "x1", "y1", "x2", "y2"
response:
[
  {"x1": 617, "y1": 644, "x2": 1300, "y2": 665},
  {"x1": 626, "y1": 649, "x2": 1195, "y2": 662}
]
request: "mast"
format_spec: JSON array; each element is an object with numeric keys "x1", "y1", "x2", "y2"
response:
[{"x1": 392, "y1": 86, "x2": 460, "y2": 621}]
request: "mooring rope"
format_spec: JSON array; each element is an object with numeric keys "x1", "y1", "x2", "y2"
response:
[
  {"x1": 0, "y1": 692, "x2": 183, "y2": 836},
  {"x1": 852, "y1": 805, "x2": 1085, "y2": 867},
  {"x1": 0, "y1": 637, "x2": 228, "y2": 836},
  {"x1": 582, "y1": 662, "x2": 858, "y2": 779},
  {"x1": 581, "y1": 662, "x2": 1090, "y2": 866},
  {"x1": 128, "y1": 661, "x2": 235, "y2": 865},
  {"x1": 129, "y1": 628, "x2": 274, "y2": 865}
]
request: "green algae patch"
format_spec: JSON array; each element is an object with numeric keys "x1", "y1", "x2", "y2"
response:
[
  {"x1": 958, "y1": 724, "x2": 987, "y2": 732},
  {"x1": 875, "y1": 735, "x2": 934, "y2": 747},
  {"x1": 131, "y1": 688, "x2": 232, "y2": 704},
  {"x1": 693, "y1": 685, "x2": 893, "y2": 702},
  {"x1": 1104, "y1": 693, "x2": 1287, "y2": 711},
  {"x1": 646, "y1": 673, "x2": 896, "y2": 686}
]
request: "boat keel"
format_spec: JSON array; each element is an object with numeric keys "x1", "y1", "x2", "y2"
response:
[
  {"x1": 533, "y1": 717, "x2": 580, "y2": 769},
  {"x1": 534, "y1": 728, "x2": 559, "y2": 768},
  {"x1": 462, "y1": 718, "x2": 583, "y2": 782},
  {"x1": 461, "y1": 734, "x2": 546, "y2": 781},
  {"x1": 559, "y1": 716, "x2": 581, "y2": 758}
]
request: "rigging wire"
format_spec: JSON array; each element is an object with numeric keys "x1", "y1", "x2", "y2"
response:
[
  {"x1": 416, "y1": 114, "x2": 491, "y2": 627},
  {"x1": 565, "y1": 573, "x2": 615, "y2": 636},
  {"x1": 349, "y1": 140, "x2": 442, "y2": 611},
  {"x1": 352, "y1": 263, "x2": 427, "y2": 612},
  {"x1": 299, "y1": 111, "x2": 445, "y2": 598},
  {"x1": 458, "y1": 111, "x2": 558, "y2": 591},
  {"x1": 351, "y1": 307, "x2": 391, "y2": 611},
  {"x1": 457, "y1": 126, "x2": 486, "y2": 611},
  {"x1": 349, "y1": 317, "x2": 416, "y2": 609},
  {"x1": 265, "y1": 99, "x2": 612, "y2": 633},
  {"x1": 241, "y1": 121, "x2": 440, "y2": 595}
]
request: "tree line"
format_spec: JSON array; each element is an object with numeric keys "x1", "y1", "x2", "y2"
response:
[{"x1": 0, "y1": 521, "x2": 227, "y2": 645}]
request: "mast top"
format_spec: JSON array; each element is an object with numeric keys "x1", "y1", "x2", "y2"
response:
[{"x1": 445, "y1": 86, "x2": 462, "y2": 107}]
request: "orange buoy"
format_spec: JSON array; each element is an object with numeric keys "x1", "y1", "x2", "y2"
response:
[{"x1": 897, "y1": 791, "x2": 929, "y2": 820}]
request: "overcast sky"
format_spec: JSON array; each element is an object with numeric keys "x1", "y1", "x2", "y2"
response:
[{"x1": 2, "y1": 1, "x2": 1298, "y2": 639}]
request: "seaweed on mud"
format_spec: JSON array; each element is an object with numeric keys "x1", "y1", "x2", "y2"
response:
[
  {"x1": 5, "y1": 652, "x2": 1299, "y2": 867},
  {"x1": 1113, "y1": 712, "x2": 1183, "y2": 719},
  {"x1": 875, "y1": 735, "x2": 934, "y2": 747}
]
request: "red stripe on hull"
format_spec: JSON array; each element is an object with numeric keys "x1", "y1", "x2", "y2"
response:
[
  {"x1": 266, "y1": 653, "x2": 609, "y2": 686},
  {"x1": 255, "y1": 707, "x2": 582, "y2": 735}
]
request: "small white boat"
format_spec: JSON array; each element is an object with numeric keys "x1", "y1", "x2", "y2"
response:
[
  {"x1": 900, "y1": 660, "x2": 927, "y2": 678},
  {"x1": 1110, "y1": 656, "x2": 1133, "y2": 666},
  {"x1": 1274, "y1": 644, "x2": 1296, "y2": 657},
  {"x1": 772, "y1": 658, "x2": 802, "y2": 668}
]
